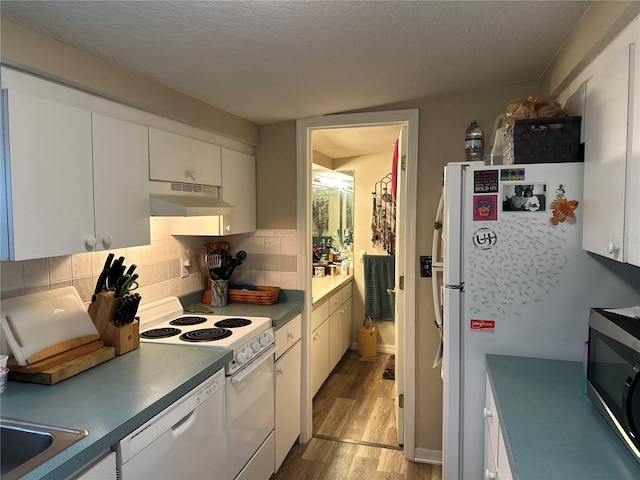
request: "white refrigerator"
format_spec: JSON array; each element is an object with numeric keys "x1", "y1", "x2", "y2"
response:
[{"x1": 438, "y1": 161, "x2": 640, "y2": 479}]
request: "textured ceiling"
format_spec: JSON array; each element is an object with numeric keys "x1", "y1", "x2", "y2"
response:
[
  {"x1": 313, "y1": 125, "x2": 401, "y2": 159},
  {"x1": 1, "y1": 0, "x2": 591, "y2": 129}
]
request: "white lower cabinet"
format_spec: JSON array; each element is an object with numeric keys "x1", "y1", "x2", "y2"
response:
[
  {"x1": 311, "y1": 280, "x2": 353, "y2": 396},
  {"x1": 311, "y1": 318, "x2": 330, "y2": 396},
  {"x1": 485, "y1": 375, "x2": 514, "y2": 480},
  {"x1": 70, "y1": 451, "x2": 116, "y2": 480},
  {"x1": 275, "y1": 341, "x2": 301, "y2": 471},
  {"x1": 274, "y1": 315, "x2": 302, "y2": 472}
]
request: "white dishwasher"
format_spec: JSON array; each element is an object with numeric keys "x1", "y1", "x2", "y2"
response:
[{"x1": 116, "y1": 369, "x2": 228, "y2": 479}]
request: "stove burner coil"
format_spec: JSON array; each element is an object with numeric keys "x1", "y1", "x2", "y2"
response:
[
  {"x1": 214, "y1": 318, "x2": 252, "y2": 329},
  {"x1": 180, "y1": 328, "x2": 233, "y2": 342},
  {"x1": 170, "y1": 316, "x2": 208, "y2": 326},
  {"x1": 140, "y1": 327, "x2": 182, "y2": 339}
]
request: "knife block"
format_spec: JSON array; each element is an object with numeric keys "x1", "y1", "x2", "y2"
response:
[{"x1": 88, "y1": 291, "x2": 140, "y2": 355}]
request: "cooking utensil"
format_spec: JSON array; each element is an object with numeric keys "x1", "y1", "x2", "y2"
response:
[
  {"x1": 115, "y1": 274, "x2": 139, "y2": 298},
  {"x1": 221, "y1": 250, "x2": 247, "y2": 280},
  {"x1": 199, "y1": 246, "x2": 210, "y2": 277},
  {"x1": 208, "y1": 249, "x2": 233, "y2": 280}
]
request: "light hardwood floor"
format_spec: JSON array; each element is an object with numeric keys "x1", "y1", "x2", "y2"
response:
[{"x1": 272, "y1": 351, "x2": 442, "y2": 479}]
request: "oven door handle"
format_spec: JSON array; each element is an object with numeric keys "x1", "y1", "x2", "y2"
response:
[
  {"x1": 624, "y1": 364, "x2": 640, "y2": 440},
  {"x1": 231, "y1": 345, "x2": 276, "y2": 384}
]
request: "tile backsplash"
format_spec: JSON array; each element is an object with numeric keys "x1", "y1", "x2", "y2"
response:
[{"x1": 0, "y1": 218, "x2": 297, "y2": 305}]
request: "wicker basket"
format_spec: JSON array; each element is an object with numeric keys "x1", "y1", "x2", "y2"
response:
[{"x1": 227, "y1": 286, "x2": 280, "y2": 305}]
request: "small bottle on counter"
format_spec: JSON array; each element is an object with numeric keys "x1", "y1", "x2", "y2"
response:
[{"x1": 341, "y1": 258, "x2": 349, "y2": 275}]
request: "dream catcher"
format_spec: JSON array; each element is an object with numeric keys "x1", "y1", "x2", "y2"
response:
[
  {"x1": 371, "y1": 173, "x2": 396, "y2": 255},
  {"x1": 312, "y1": 190, "x2": 329, "y2": 236}
]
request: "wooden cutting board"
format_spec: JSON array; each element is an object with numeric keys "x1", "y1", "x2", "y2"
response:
[
  {"x1": 8, "y1": 345, "x2": 115, "y2": 385},
  {"x1": 1, "y1": 287, "x2": 100, "y2": 366}
]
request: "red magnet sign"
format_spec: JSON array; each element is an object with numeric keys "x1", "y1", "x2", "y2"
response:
[{"x1": 470, "y1": 319, "x2": 495, "y2": 332}]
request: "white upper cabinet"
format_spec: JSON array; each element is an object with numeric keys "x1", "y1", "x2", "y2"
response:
[
  {"x1": 1, "y1": 84, "x2": 150, "y2": 260},
  {"x1": 2, "y1": 90, "x2": 94, "y2": 260},
  {"x1": 149, "y1": 127, "x2": 222, "y2": 186},
  {"x1": 582, "y1": 20, "x2": 639, "y2": 266},
  {"x1": 220, "y1": 148, "x2": 257, "y2": 234},
  {"x1": 92, "y1": 114, "x2": 150, "y2": 251}
]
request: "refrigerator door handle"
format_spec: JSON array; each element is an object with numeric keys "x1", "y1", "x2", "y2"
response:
[{"x1": 445, "y1": 282, "x2": 465, "y2": 291}]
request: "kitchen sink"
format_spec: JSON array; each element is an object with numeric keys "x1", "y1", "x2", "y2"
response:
[{"x1": 0, "y1": 418, "x2": 88, "y2": 480}]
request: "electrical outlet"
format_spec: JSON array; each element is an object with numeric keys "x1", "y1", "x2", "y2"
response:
[{"x1": 181, "y1": 257, "x2": 191, "y2": 278}]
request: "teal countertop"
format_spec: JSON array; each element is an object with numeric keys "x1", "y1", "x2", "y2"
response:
[
  {"x1": 486, "y1": 354, "x2": 640, "y2": 480},
  {"x1": 1, "y1": 344, "x2": 232, "y2": 480},
  {"x1": 180, "y1": 288, "x2": 304, "y2": 329}
]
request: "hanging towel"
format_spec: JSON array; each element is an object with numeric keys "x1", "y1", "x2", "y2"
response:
[{"x1": 364, "y1": 254, "x2": 395, "y2": 321}]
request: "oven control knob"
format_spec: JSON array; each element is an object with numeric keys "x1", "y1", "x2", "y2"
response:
[
  {"x1": 259, "y1": 334, "x2": 272, "y2": 347},
  {"x1": 237, "y1": 351, "x2": 247, "y2": 364},
  {"x1": 251, "y1": 342, "x2": 261, "y2": 353},
  {"x1": 244, "y1": 347, "x2": 254, "y2": 359}
]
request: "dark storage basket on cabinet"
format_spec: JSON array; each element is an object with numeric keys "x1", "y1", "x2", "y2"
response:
[{"x1": 514, "y1": 116, "x2": 582, "y2": 163}]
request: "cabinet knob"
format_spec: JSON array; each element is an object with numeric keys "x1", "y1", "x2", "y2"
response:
[
  {"x1": 224, "y1": 224, "x2": 231, "y2": 232},
  {"x1": 607, "y1": 240, "x2": 620, "y2": 257},
  {"x1": 102, "y1": 235, "x2": 113, "y2": 247},
  {"x1": 85, "y1": 236, "x2": 96, "y2": 249},
  {"x1": 484, "y1": 468, "x2": 496, "y2": 480},
  {"x1": 185, "y1": 169, "x2": 198, "y2": 181},
  {"x1": 483, "y1": 407, "x2": 492, "y2": 419},
  {"x1": 277, "y1": 367, "x2": 284, "y2": 375},
  {"x1": 287, "y1": 331, "x2": 294, "y2": 339}
]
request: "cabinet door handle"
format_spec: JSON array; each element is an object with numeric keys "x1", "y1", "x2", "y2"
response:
[
  {"x1": 287, "y1": 331, "x2": 294, "y2": 339},
  {"x1": 277, "y1": 367, "x2": 284, "y2": 375},
  {"x1": 484, "y1": 468, "x2": 496, "y2": 480},
  {"x1": 483, "y1": 407, "x2": 492, "y2": 419},
  {"x1": 85, "y1": 236, "x2": 96, "y2": 249},
  {"x1": 607, "y1": 240, "x2": 620, "y2": 257}
]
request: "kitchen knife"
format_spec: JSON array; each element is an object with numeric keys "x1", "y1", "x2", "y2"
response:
[
  {"x1": 92, "y1": 253, "x2": 114, "y2": 303},
  {"x1": 113, "y1": 297, "x2": 127, "y2": 326},
  {"x1": 107, "y1": 256, "x2": 125, "y2": 290},
  {"x1": 127, "y1": 294, "x2": 142, "y2": 324}
]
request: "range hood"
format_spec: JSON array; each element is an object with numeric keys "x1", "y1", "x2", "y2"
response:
[{"x1": 149, "y1": 180, "x2": 235, "y2": 216}]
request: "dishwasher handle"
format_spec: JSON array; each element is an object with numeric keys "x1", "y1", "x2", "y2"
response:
[
  {"x1": 231, "y1": 345, "x2": 276, "y2": 384},
  {"x1": 171, "y1": 409, "x2": 197, "y2": 438}
]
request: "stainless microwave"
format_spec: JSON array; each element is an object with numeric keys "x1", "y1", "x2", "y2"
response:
[{"x1": 587, "y1": 308, "x2": 640, "y2": 463}]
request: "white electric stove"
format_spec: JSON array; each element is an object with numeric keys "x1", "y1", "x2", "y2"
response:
[{"x1": 137, "y1": 296, "x2": 274, "y2": 375}]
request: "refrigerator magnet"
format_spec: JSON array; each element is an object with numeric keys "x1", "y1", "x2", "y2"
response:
[
  {"x1": 500, "y1": 167, "x2": 526, "y2": 181},
  {"x1": 502, "y1": 183, "x2": 547, "y2": 212},
  {"x1": 473, "y1": 195, "x2": 498, "y2": 221},
  {"x1": 470, "y1": 319, "x2": 495, "y2": 332},
  {"x1": 473, "y1": 170, "x2": 498, "y2": 193},
  {"x1": 472, "y1": 227, "x2": 498, "y2": 250}
]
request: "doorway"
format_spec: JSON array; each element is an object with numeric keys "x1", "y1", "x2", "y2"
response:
[{"x1": 296, "y1": 109, "x2": 419, "y2": 460}]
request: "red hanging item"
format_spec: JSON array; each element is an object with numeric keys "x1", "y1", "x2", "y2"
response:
[{"x1": 391, "y1": 139, "x2": 399, "y2": 201}]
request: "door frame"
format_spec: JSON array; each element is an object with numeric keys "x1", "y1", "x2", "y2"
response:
[{"x1": 296, "y1": 108, "x2": 419, "y2": 459}]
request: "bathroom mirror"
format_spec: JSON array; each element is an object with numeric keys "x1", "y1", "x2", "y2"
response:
[{"x1": 312, "y1": 167, "x2": 354, "y2": 255}]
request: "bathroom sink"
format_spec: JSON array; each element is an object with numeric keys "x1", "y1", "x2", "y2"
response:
[{"x1": 0, "y1": 417, "x2": 88, "y2": 480}]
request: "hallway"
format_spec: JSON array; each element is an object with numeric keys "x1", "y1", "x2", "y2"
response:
[{"x1": 272, "y1": 351, "x2": 442, "y2": 479}]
